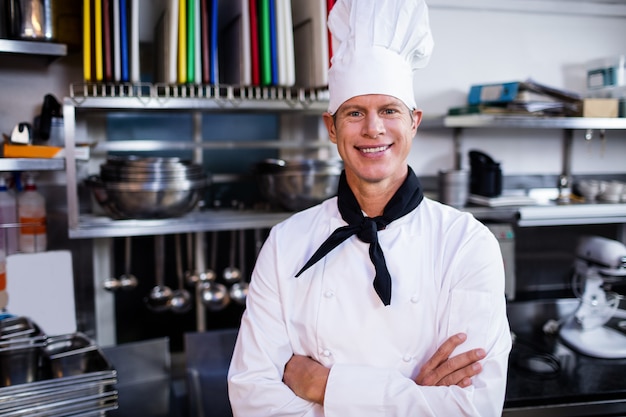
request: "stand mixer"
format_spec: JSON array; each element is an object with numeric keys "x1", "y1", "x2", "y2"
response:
[{"x1": 559, "y1": 236, "x2": 626, "y2": 359}]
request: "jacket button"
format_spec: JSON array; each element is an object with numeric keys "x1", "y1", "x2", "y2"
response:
[
  {"x1": 324, "y1": 291, "x2": 334, "y2": 298},
  {"x1": 403, "y1": 354, "x2": 413, "y2": 362},
  {"x1": 410, "y1": 295, "x2": 419, "y2": 303},
  {"x1": 322, "y1": 349, "x2": 331, "y2": 357}
]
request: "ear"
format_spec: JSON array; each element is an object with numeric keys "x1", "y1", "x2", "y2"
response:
[
  {"x1": 412, "y1": 109, "x2": 423, "y2": 132},
  {"x1": 323, "y1": 112, "x2": 338, "y2": 144}
]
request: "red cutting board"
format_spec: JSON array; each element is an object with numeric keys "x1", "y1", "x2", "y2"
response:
[
  {"x1": 249, "y1": 0, "x2": 260, "y2": 85},
  {"x1": 103, "y1": 0, "x2": 113, "y2": 81}
]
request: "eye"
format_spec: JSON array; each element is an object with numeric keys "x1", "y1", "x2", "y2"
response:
[
  {"x1": 382, "y1": 108, "x2": 398, "y2": 116},
  {"x1": 347, "y1": 110, "x2": 362, "y2": 117}
]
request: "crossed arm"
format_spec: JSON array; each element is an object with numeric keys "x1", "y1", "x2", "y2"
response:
[{"x1": 283, "y1": 332, "x2": 485, "y2": 405}]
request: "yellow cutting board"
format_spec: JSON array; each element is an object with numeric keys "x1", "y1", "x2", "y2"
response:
[{"x1": 6, "y1": 251, "x2": 77, "y2": 336}]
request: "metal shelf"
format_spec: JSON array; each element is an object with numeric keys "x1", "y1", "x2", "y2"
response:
[
  {"x1": 66, "y1": 83, "x2": 329, "y2": 114},
  {"x1": 68, "y1": 202, "x2": 626, "y2": 239},
  {"x1": 420, "y1": 114, "x2": 626, "y2": 130},
  {"x1": 0, "y1": 158, "x2": 64, "y2": 171},
  {"x1": 91, "y1": 139, "x2": 331, "y2": 153},
  {"x1": 0, "y1": 39, "x2": 67, "y2": 58},
  {"x1": 70, "y1": 210, "x2": 292, "y2": 239},
  {"x1": 62, "y1": 87, "x2": 331, "y2": 238},
  {"x1": 517, "y1": 203, "x2": 626, "y2": 227}
]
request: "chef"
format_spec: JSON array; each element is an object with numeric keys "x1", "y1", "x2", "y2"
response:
[{"x1": 228, "y1": 0, "x2": 512, "y2": 415}]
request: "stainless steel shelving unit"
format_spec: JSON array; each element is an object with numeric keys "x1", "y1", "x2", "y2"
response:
[
  {"x1": 0, "y1": 158, "x2": 64, "y2": 171},
  {"x1": 0, "y1": 39, "x2": 67, "y2": 59},
  {"x1": 420, "y1": 114, "x2": 626, "y2": 227},
  {"x1": 420, "y1": 114, "x2": 626, "y2": 130},
  {"x1": 63, "y1": 84, "x2": 330, "y2": 239}
]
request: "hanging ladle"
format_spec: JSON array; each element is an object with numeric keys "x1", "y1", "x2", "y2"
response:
[
  {"x1": 184, "y1": 233, "x2": 201, "y2": 286},
  {"x1": 223, "y1": 230, "x2": 241, "y2": 284},
  {"x1": 199, "y1": 231, "x2": 230, "y2": 311},
  {"x1": 103, "y1": 236, "x2": 138, "y2": 291},
  {"x1": 170, "y1": 234, "x2": 193, "y2": 314},
  {"x1": 229, "y1": 229, "x2": 249, "y2": 305},
  {"x1": 145, "y1": 235, "x2": 173, "y2": 312},
  {"x1": 119, "y1": 236, "x2": 138, "y2": 290}
]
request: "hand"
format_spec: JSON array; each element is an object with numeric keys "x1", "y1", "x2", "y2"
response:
[
  {"x1": 415, "y1": 333, "x2": 485, "y2": 388},
  {"x1": 283, "y1": 355, "x2": 330, "y2": 405}
]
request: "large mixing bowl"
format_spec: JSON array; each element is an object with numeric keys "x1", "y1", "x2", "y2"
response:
[
  {"x1": 256, "y1": 158, "x2": 343, "y2": 211},
  {"x1": 86, "y1": 156, "x2": 209, "y2": 219},
  {"x1": 86, "y1": 176, "x2": 208, "y2": 219}
]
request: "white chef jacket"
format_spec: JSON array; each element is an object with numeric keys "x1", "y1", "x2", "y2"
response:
[{"x1": 228, "y1": 196, "x2": 512, "y2": 417}]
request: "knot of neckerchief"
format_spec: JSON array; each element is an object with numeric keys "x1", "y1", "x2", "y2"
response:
[{"x1": 295, "y1": 166, "x2": 424, "y2": 306}]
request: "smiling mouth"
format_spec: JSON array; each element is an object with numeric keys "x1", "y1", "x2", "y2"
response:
[{"x1": 358, "y1": 145, "x2": 391, "y2": 154}]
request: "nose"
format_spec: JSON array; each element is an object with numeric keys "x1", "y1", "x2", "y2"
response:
[{"x1": 362, "y1": 113, "x2": 385, "y2": 139}]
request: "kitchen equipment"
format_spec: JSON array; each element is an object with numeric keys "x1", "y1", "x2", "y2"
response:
[
  {"x1": 437, "y1": 169, "x2": 469, "y2": 208},
  {"x1": 185, "y1": 233, "x2": 201, "y2": 286},
  {"x1": 229, "y1": 229, "x2": 249, "y2": 305},
  {"x1": 85, "y1": 156, "x2": 209, "y2": 219},
  {"x1": 6, "y1": 251, "x2": 76, "y2": 336},
  {"x1": 198, "y1": 232, "x2": 230, "y2": 311},
  {"x1": 170, "y1": 234, "x2": 192, "y2": 314},
  {"x1": 256, "y1": 158, "x2": 343, "y2": 211},
  {"x1": 119, "y1": 236, "x2": 138, "y2": 290},
  {"x1": 222, "y1": 230, "x2": 241, "y2": 284},
  {"x1": 0, "y1": 316, "x2": 41, "y2": 340},
  {"x1": 559, "y1": 235, "x2": 626, "y2": 358},
  {"x1": 0, "y1": 336, "x2": 46, "y2": 386},
  {"x1": 35, "y1": 94, "x2": 62, "y2": 143},
  {"x1": 469, "y1": 150, "x2": 502, "y2": 197},
  {"x1": 43, "y1": 332, "x2": 100, "y2": 378},
  {"x1": 10, "y1": 122, "x2": 31, "y2": 144},
  {"x1": 11, "y1": 0, "x2": 54, "y2": 40},
  {"x1": 0, "y1": 322, "x2": 118, "y2": 415},
  {"x1": 144, "y1": 235, "x2": 172, "y2": 313}
]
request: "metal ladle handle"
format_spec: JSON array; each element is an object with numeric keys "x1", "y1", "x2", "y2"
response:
[
  {"x1": 175, "y1": 234, "x2": 184, "y2": 289},
  {"x1": 124, "y1": 236, "x2": 132, "y2": 275},
  {"x1": 239, "y1": 229, "x2": 246, "y2": 279},
  {"x1": 155, "y1": 235, "x2": 165, "y2": 287}
]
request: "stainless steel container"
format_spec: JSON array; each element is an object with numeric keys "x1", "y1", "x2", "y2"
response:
[
  {"x1": 9, "y1": 0, "x2": 55, "y2": 40},
  {"x1": 0, "y1": 339, "x2": 45, "y2": 386}
]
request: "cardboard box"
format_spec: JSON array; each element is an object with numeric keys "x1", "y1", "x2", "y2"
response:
[
  {"x1": 582, "y1": 98, "x2": 619, "y2": 118},
  {"x1": 3, "y1": 143, "x2": 90, "y2": 160}
]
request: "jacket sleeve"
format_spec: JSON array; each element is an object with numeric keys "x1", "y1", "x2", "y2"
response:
[{"x1": 228, "y1": 227, "x2": 324, "y2": 417}]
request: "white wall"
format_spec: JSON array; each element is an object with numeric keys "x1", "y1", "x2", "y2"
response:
[{"x1": 411, "y1": 3, "x2": 626, "y2": 176}]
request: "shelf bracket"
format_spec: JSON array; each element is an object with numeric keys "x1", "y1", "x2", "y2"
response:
[
  {"x1": 557, "y1": 128, "x2": 574, "y2": 203},
  {"x1": 453, "y1": 127, "x2": 463, "y2": 170}
]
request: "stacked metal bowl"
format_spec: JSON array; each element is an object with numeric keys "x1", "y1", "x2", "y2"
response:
[
  {"x1": 86, "y1": 156, "x2": 209, "y2": 219},
  {"x1": 256, "y1": 158, "x2": 344, "y2": 211}
]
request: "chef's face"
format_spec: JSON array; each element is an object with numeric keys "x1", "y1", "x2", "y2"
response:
[{"x1": 323, "y1": 94, "x2": 421, "y2": 187}]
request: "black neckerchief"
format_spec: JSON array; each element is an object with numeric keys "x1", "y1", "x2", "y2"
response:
[{"x1": 295, "y1": 166, "x2": 424, "y2": 306}]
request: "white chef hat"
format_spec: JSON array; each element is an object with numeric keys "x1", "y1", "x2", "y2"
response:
[{"x1": 327, "y1": 0, "x2": 434, "y2": 114}]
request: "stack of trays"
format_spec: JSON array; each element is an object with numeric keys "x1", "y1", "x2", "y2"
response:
[{"x1": 0, "y1": 317, "x2": 118, "y2": 416}]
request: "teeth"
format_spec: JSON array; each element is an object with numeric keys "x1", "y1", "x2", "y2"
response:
[{"x1": 361, "y1": 146, "x2": 388, "y2": 153}]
